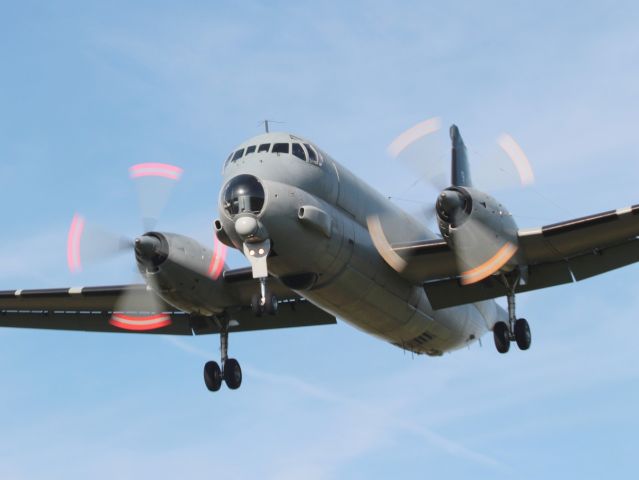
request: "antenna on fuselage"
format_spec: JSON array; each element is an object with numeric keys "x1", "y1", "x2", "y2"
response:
[{"x1": 258, "y1": 119, "x2": 284, "y2": 133}]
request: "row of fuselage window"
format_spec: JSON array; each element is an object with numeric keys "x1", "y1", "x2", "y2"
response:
[{"x1": 225, "y1": 142, "x2": 323, "y2": 169}]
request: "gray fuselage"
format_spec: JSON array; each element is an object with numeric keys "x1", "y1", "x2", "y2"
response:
[{"x1": 218, "y1": 132, "x2": 506, "y2": 355}]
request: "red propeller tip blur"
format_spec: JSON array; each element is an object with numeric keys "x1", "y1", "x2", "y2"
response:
[
  {"x1": 67, "y1": 213, "x2": 85, "y2": 273},
  {"x1": 208, "y1": 234, "x2": 228, "y2": 280},
  {"x1": 109, "y1": 313, "x2": 172, "y2": 331},
  {"x1": 129, "y1": 163, "x2": 183, "y2": 180}
]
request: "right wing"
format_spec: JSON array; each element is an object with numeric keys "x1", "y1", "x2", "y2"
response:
[
  {"x1": 423, "y1": 204, "x2": 639, "y2": 308},
  {"x1": 0, "y1": 269, "x2": 336, "y2": 335},
  {"x1": 370, "y1": 204, "x2": 639, "y2": 309}
]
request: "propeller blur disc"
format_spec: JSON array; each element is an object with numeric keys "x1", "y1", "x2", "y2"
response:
[
  {"x1": 451, "y1": 217, "x2": 519, "y2": 285},
  {"x1": 129, "y1": 163, "x2": 183, "y2": 232},
  {"x1": 387, "y1": 117, "x2": 449, "y2": 192},
  {"x1": 66, "y1": 213, "x2": 133, "y2": 273},
  {"x1": 497, "y1": 133, "x2": 535, "y2": 186},
  {"x1": 387, "y1": 117, "x2": 442, "y2": 158},
  {"x1": 109, "y1": 283, "x2": 172, "y2": 331},
  {"x1": 388, "y1": 118, "x2": 535, "y2": 192}
]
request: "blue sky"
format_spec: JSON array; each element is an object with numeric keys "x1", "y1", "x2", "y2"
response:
[{"x1": 1, "y1": 1, "x2": 638, "y2": 478}]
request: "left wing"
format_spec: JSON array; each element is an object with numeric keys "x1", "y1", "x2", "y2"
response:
[
  {"x1": 0, "y1": 272, "x2": 336, "y2": 335},
  {"x1": 381, "y1": 205, "x2": 639, "y2": 309}
]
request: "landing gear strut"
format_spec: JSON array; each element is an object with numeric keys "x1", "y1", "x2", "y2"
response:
[
  {"x1": 203, "y1": 321, "x2": 242, "y2": 391},
  {"x1": 242, "y1": 239, "x2": 278, "y2": 317},
  {"x1": 493, "y1": 273, "x2": 532, "y2": 353}
]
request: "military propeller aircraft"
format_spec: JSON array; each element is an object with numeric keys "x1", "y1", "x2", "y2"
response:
[{"x1": 1, "y1": 121, "x2": 638, "y2": 392}]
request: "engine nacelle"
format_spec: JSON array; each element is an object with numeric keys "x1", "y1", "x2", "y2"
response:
[
  {"x1": 436, "y1": 187, "x2": 519, "y2": 284},
  {"x1": 135, "y1": 232, "x2": 234, "y2": 316}
]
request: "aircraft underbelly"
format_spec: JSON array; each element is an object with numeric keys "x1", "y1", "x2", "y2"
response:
[
  {"x1": 253, "y1": 179, "x2": 495, "y2": 355},
  {"x1": 300, "y1": 262, "x2": 493, "y2": 355}
]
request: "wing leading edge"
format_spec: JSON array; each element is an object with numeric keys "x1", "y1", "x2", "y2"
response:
[{"x1": 0, "y1": 271, "x2": 337, "y2": 335}]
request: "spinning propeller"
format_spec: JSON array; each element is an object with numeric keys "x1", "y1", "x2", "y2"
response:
[
  {"x1": 65, "y1": 162, "x2": 227, "y2": 330},
  {"x1": 66, "y1": 162, "x2": 184, "y2": 274},
  {"x1": 387, "y1": 117, "x2": 535, "y2": 193},
  {"x1": 370, "y1": 119, "x2": 534, "y2": 285}
]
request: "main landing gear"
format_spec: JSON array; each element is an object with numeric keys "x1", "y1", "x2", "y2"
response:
[
  {"x1": 204, "y1": 232, "x2": 279, "y2": 391},
  {"x1": 493, "y1": 274, "x2": 532, "y2": 354},
  {"x1": 203, "y1": 278, "x2": 279, "y2": 392},
  {"x1": 203, "y1": 322, "x2": 242, "y2": 391}
]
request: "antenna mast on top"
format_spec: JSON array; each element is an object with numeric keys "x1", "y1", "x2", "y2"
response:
[
  {"x1": 258, "y1": 120, "x2": 271, "y2": 133},
  {"x1": 259, "y1": 119, "x2": 283, "y2": 133}
]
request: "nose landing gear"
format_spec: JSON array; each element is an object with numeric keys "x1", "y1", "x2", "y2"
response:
[
  {"x1": 493, "y1": 273, "x2": 532, "y2": 353},
  {"x1": 243, "y1": 239, "x2": 278, "y2": 317},
  {"x1": 232, "y1": 213, "x2": 279, "y2": 318},
  {"x1": 251, "y1": 292, "x2": 278, "y2": 316},
  {"x1": 203, "y1": 322, "x2": 242, "y2": 392}
]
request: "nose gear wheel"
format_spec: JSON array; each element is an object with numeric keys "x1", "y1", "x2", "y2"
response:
[{"x1": 251, "y1": 291, "x2": 278, "y2": 316}]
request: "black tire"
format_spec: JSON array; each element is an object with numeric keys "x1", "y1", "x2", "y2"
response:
[
  {"x1": 251, "y1": 294, "x2": 263, "y2": 317},
  {"x1": 203, "y1": 361, "x2": 222, "y2": 392},
  {"x1": 514, "y1": 318, "x2": 531, "y2": 350},
  {"x1": 493, "y1": 322, "x2": 510, "y2": 354},
  {"x1": 264, "y1": 293, "x2": 278, "y2": 316},
  {"x1": 223, "y1": 358, "x2": 242, "y2": 390}
]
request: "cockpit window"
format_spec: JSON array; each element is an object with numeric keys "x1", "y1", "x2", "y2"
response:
[
  {"x1": 232, "y1": 149, "x2": 244, "y2": 161},
  {"x1": 292, "y1": 143, "x2": 306, "y2": 161},
  {"x1": 258, "y1": 143, "x2": 271, "y2": 153},
  {"x1": 272, "y1": 143, "x2": 289, "y2": 154},
  {"x1": 224, "y1": 152, "x2": 233, "y2": 169},
  {"x1": 245, "y1": 145, "x2": 256, "y2": 155},
  {"x1": 304, "y1": 144, "x2": 319, "y2": 165}
]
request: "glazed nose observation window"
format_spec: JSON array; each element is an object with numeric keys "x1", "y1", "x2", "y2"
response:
[{"x1": 223, "y1": 174, "x2": 265, "y2": 216}]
